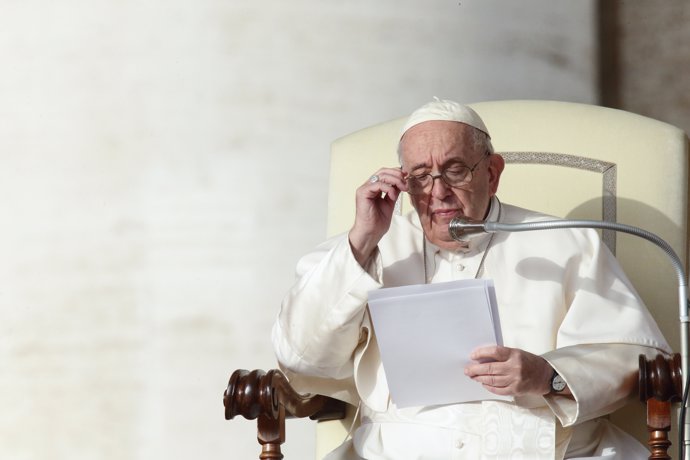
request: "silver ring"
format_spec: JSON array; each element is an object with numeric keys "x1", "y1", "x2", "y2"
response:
[{"x1": 369, "y1": 174, "x2": 380, "y2": 184}]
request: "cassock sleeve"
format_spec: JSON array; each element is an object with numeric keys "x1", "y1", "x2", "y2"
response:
[
  {"x1": 272, "y1": 234, "x2": 382, "y2": 380},
  {"x1": 541, "y1": 343, "x2": 661, "y2": 426}
]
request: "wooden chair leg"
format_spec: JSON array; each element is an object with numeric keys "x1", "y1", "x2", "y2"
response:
[
  {"x1": 258, "y1": 407, "x2": 285, "y2": 460},
  {"x1": 647, "y1": 398, "x2": 672, "y2": 460}
]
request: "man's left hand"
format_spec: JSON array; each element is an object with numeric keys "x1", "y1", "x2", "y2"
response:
[{"x1": 464, "y1": 346, "x2": 558, "y2": 396}]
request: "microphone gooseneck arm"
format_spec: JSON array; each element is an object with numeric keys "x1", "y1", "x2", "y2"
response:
[{"x1": 449, "y1": 216, "x2": 690, "y2": 456}]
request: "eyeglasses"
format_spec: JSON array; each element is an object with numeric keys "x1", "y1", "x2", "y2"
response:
[{"x1": 405, "y1": 152, "x2": 490, "y2": 196}]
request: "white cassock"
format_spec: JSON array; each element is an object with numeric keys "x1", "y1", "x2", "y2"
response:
[{"x1": 272, "y1": 197, "x2": 670, "y2": 459}]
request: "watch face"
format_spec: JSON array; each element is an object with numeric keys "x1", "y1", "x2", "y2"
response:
[{"x1": 551, "y1": 373, "x2": 567, "y2": 392}]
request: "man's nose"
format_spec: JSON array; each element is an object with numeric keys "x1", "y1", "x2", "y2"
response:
[{"x1": 430, "y1": 174, "x2": 451, "y2": 198}]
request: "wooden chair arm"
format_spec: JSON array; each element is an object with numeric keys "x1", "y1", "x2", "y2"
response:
[
  {"x1": 639, "y1": 353, "x2": 683, "y2": 459},
  {"x1": 224, "y1": 369, "x2": 347, "y2": 459},
  {"x1": 225, "y1": 357, "x2": 684, "y2": 459}
]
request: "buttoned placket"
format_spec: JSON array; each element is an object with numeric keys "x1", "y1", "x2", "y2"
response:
[{"x1": 427, "y1": 243, "x2": 489, "y2": 283}]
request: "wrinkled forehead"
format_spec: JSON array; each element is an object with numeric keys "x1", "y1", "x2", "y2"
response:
[{"x1": 399, "y1": 120, "x2": 482, "y2": 167}]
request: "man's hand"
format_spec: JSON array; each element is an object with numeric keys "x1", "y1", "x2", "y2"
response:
[
  {"x1": 348, "y1": 167, "x2": 408, "y2": 266},
  {"x1": 464, "y1": 346, "x2": 561, "y2": 397}
]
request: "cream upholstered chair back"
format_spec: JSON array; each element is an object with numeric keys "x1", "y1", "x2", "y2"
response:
[{"x1": 318, "y1": 100, "x2": 689, "y2": 456}]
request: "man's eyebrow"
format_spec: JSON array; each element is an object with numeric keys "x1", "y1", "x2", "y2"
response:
[
  {"x1": 407, "y1": 161, "x2": 431, "y2": 172},
  {"x1": 440, "y1": 158, "x2": 467, "y2": 168},
  {"x1": 405, "y1": 157, "x2": 469, "y2": 173}
]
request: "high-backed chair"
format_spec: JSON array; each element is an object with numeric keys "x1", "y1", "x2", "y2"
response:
[{"x1": 226, "y1": 100, "x2": 689, "y2": 459}]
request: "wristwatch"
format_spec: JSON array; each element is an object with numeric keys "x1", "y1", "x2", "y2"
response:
[{"x1": 550, "y1": 369, "x2": 567, "y2": 393}]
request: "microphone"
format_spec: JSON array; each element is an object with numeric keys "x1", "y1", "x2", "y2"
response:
[
  {"x1": 447, "y1": 217, "x2": 486, "y2": 241},
  {"x1": 448, "y1": 215, "x2": 690, "y2": 456}
]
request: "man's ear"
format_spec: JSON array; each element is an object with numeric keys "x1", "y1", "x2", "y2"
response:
[{"x1": 488, "y1": 154, "x2": 505, "y2": 195}]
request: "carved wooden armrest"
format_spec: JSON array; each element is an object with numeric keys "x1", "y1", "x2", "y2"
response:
[
  {"x1": 224, "y1": 369, "x2": 347, "y2": 460},
  {"x1": 639, "y1": 353, "x2": 682, "y2": 460}
]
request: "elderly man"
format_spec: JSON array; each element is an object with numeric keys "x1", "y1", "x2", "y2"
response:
[{"x1": 272, "y1": 99, "x2": 669, "y2": 459}]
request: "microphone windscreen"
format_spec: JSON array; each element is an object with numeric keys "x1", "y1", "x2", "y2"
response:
[{"x1": 448, "y1": 217, "x2": 486, "y2": 242}]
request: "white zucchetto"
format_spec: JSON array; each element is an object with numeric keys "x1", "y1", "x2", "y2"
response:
[{"x1": 401, "y1": 98, "x2": 490, "y2": 138}]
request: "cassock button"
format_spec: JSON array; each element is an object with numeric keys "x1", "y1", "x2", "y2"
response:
[
  {"x1": 456, "y1": 264, "x2": 465, "y2": 271},
  {"x1": 455, "y1": 439, "x2": 464, "y2": 449}
]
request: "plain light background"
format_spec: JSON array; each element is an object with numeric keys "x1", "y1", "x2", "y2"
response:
[{"x1": 0, "y1": 1, "x2": 598, "y2": 458}]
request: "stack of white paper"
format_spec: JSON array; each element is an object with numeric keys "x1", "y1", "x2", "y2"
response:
[{"x1": 367, "y1": 279, "x2": 511, "y2": 408}]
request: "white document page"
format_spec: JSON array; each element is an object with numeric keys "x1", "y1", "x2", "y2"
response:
[{"x1": 367, "y1": 279, "x2": 511, "y2": 408}]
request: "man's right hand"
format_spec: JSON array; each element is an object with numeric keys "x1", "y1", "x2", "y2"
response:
[{"x1": 348, "y1": 167, "x2": 408, "y2": 267}]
